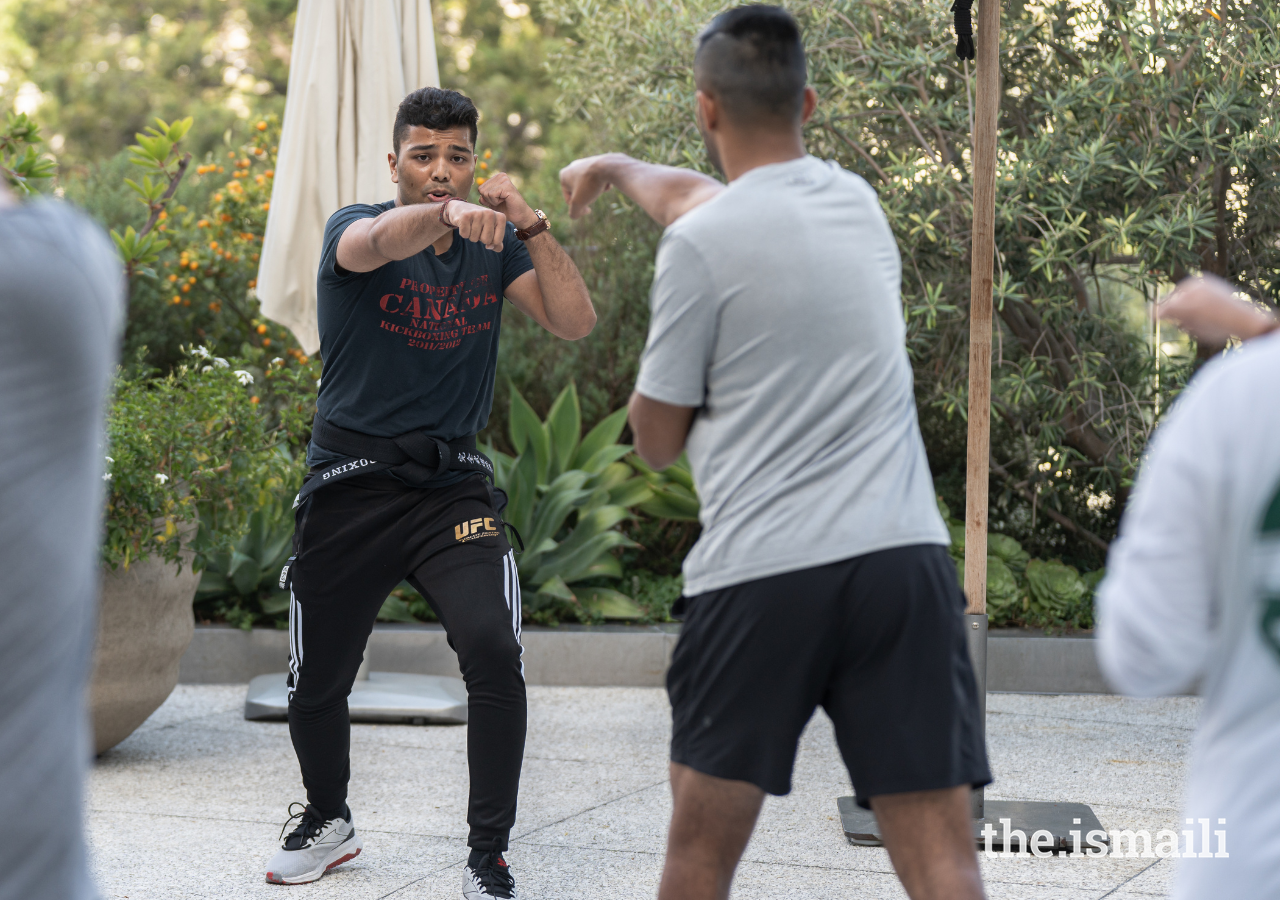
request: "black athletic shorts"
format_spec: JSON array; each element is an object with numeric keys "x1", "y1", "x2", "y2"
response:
[{"x1": 667, "y1": 543, "x2": 991, "y2": 807}]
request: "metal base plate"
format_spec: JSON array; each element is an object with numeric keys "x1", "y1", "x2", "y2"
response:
[
  {"x1": 244, "y1": 672, "x2": 468, "y2": 724},
  {"x1": 837, "y1": 796, "x2": 1109, "y2": 851}
]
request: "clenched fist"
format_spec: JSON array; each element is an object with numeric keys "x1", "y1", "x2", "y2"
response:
[
  {"x1": 444, "y1": 200, "x2": 507, "y2": 253},
  {"x1": 1158, "y1": 274, "x2": 1278, "y2": 344},
  {"x1": 559, "y1": 155, "x2": 615, "y2": 219},
  {"x1": 478, "y1": 173, "x2": 538, "y2": 232}
]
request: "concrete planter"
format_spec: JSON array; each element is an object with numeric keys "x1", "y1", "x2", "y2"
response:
[
  {"x1": 177, "y1": 623, "x2": 1145, "y2": 694},
  {"x1": 91, "y1": 541, "x2": 200, "y2": 753}
]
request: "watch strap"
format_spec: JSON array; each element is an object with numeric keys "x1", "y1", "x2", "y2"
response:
[{"x1": 515, "y1": 210, "x2": 550, "y2": 241}]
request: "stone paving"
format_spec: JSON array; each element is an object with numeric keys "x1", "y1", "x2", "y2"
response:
[{"x1": 87, "y1": 685, "x2": 1199, "y2": 899}]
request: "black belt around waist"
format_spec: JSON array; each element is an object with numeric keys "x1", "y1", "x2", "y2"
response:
[{"x1": 292, "y1": 413, "x2": 495, "y2": 510}]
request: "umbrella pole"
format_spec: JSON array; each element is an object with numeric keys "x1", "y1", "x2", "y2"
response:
[
  {"x1": 837, "y1": 0, "x2": 1108, "y2": 852},
  {"x1": 962, "y1": 0, "x2": 1001, "y2": 822}
]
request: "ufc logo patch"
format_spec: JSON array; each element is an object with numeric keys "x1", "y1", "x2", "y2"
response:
[{"x1": 454, "y1": 517, "x2": 499, "y2": 542}]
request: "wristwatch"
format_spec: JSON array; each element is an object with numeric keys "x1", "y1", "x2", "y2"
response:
[{"x1": 515, "y1": 209, "x2": 550, "y2": 241}]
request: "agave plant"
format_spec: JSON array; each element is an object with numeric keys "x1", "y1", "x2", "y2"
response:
[
  {"x1": 628, "y1": 453, "x2": 700, "y2": 521},
  {"x1": 194, "y1": 500, "x2": 294, "y2": 627},
  {"x1": 486, "y1": 383, "x2": 656, "y2": 620}
]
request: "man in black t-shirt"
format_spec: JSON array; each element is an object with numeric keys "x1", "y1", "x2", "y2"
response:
[{"x1": 263, "y1": 88, "x2": 595, "y2": 898}]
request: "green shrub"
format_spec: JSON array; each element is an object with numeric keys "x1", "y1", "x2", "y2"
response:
[
  {"x1": 193, "y1": 498, "x2": 294, "y2": 629},
  {"x1": 103, "y1": 346, "x2": 309, "y2": 572},
  {"x1": 487, "y1": 382, "x2": 656, "y2": 623},
  {"x1": 939, "y1": 497, "x2": 1098, "y2": 629}
]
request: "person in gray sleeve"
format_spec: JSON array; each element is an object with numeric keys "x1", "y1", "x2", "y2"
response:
[{"x1": 0, "y1": 177, "x2": 125, "y2": 900}]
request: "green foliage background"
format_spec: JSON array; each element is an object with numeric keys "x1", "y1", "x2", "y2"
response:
[
  {"x1": 7, "y1": 0, "x2": 1280, "y2": 628},
  {"x1": 534, "y1": 0, "x2": 1280, "y2": 578}
]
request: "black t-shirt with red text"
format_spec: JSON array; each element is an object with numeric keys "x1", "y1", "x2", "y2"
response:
[{"x1": 309, "y1": 200, "x2": 533, "y2": 470}]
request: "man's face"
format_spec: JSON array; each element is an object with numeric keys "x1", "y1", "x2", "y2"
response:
[{"x1": 389, "y1": 124, "x2": 476, "y2": 205}]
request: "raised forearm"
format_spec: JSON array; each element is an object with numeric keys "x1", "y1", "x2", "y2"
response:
[
  {"x1": 366, "y1": 202, "x2": 451, "y2": 261},
  {"x1": 1158, "y1": 274, "x2": 1280, "y2": 344},
  {"x1": 524, "y1": 232, "x2": 595, "y2": 340},
  {"x1": 589, "y1": 154, "x2": 724, "y2": 228}
]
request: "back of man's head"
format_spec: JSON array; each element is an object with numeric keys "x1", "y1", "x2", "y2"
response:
[
  {"x1": 394, "y1": 87, "x2": 479, "y2": 155},
  {"x1": 694, "y1": 5, "x2": 806, "y2": 126}
]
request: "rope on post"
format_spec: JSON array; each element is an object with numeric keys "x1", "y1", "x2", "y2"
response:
[{"x1": 951, "y1": 0, "x2": 975, "y2": 60}]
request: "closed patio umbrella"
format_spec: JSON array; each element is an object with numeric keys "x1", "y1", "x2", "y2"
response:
[
  {"x1": 257, "y1": 0, "x2": 440, "y2": 355},
  {"x1": 244, "y1": 0, "x2": 462, "y2": 721}
]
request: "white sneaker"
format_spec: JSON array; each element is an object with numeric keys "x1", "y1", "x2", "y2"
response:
[
  {"x1": 463, "y1": 851, "x2": 518, "y2": 899},
  {"x1": 264, "y1": 803, "x2": 362, "y2": 885}
]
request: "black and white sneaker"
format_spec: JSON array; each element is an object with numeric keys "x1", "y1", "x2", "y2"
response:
[
  {"x1": 264, "y1": 802, "x2": 362, "y2": 885},
  {"x1": 463, "y1": 850, "x2": 518, "y2": 899}
]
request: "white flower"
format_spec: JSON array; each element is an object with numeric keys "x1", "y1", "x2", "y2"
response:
[
  {"x1": 154, "y1": 473, "x2": 169, "y2": 484},
  {"x1": 191, "y1": 345, "x2": 211, "y2": 359},
  {"x1": 271, "y1": 357, "x2": 284, "y2": 365},
  {"x1": 315, "y1": 379, "x2": 322, "y2": 388},
  {"x1": 233, "y1": 370, "x2": 254, "y2": 386},
  {"x1": 213, "y1": 357, "x2": 229, "y2": 368},
  {"x1": 104, "y1": 456, "x2": 114, "y2": 464},
  {"x1": 102, "y1": 472, "x2": 113, "y2": 481},
  {"x1": 201, "y1": 365, "x2": 213, "y2": 373}
]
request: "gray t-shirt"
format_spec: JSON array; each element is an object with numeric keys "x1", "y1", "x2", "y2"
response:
[
  {"x1": 0, "y1": 199, "x2": 123, "y2": 900},
  {"x1": 635, "y1": 155, "x2": 947, "y2": 596}
]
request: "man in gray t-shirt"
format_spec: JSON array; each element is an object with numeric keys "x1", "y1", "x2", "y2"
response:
[
  {"x1": 561, "y1": 7, "x2": 989, "y2": 900},
  {"x1": 0, "y1": 182, "x2": 123, "y2": 900}
]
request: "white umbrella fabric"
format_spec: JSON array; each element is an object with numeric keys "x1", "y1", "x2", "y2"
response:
[{"x1": 257, "y1": 0, "x2": 440, "y2": 354}]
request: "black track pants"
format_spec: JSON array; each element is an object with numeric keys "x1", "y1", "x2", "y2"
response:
[{"x1": 286, "y1": 472, "x2": 526, "y2": 852}]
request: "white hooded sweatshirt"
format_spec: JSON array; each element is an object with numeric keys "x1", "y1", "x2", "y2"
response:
[{"x1": 1098, "y1": 331, "x2": 1280, "y2": 899}]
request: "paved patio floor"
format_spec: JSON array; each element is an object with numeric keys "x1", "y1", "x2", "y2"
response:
[{"x1": 87, "y1": 685, "x2": 1199, "y2": 899}]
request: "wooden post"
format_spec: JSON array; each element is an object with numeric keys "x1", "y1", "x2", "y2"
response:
[{"x1": 963, "y1": 0, "x2": 1002, "y2": 615}]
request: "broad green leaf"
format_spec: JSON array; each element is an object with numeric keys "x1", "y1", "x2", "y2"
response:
[
  {"x1": 502, "y1": 450, "x2": 539, "y2": 539},
  {"x1": 166, "y1": 116, "x2": 194, "y2": 142},
  {"x1": 229, "y1": 551, "x2": 261, "y2": 595},
  {"x1": 579, "y1": 587, "x2": 643, "y2": 620},
  {"x1": 662, "y1": 453, "x2": 696, "y2": 490},
  {"x1": 508, "y1": 384, "x2": 550, "y2": 482},
  {"x1": 534, "y1": 574, "x2": 576, "y2": 600},
  {"x1": 580, "y1": 556, "x2": 624, "y2": 580},
  {"x1": 585, "y1": 460, "x2": 633, "y2": 492},
  {"x1": 532, "y1": 530, "x2": 639, "y2": 585},
  {"x1": 607, "y1": 477, "x2": 653, "y2": 508},
  {"x1": 526, "y1": 473, "x2": 592, "y2": 552},
  {"x1": 637, "y1": 484, "x2": 700, "y2": 521},
  {"x1": 194, "y1": 571, "x2": 230, "y2": 597},
  {"x1": 580, "y1": 443, "x2": 633, "y2": 475},
  {"x1": 544, "y1": 382, "x2": 581, "y2": 482},
  {"x1": 570, "y1": 406, "x2": 629, "y2": 470},
  {"x1": 261, "y1": 591, "x2": 291, "y2": 615}
]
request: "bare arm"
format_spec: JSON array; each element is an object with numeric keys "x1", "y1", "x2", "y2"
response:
[
  {"x1": 480, "y1": 173, "x2": 596, "y2": 341},
  {"x1": 1157, "y1": 274, "x2": 1279, "y2": 344},
  {"x1": 560, "y1": 153, "x2": 724, "y2": 228},
  {"x1": 628, "y1": 392, "x2": 696, "y2": 470},
  {"x1": 336, "y1": 200, "x2": 508, "y2": 273}
]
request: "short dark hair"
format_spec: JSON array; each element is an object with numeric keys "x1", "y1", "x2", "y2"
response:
[
  {"x1": 393, "y1": 87, "x2": 479, "y2": 155},
  {"x1": 694, "y1": 5, "x2": 807, "y2": 124}
]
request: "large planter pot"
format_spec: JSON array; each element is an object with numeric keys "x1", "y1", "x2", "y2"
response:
[{"x1": 91, "y1": 539, "x2": 199, "y2": 754}]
